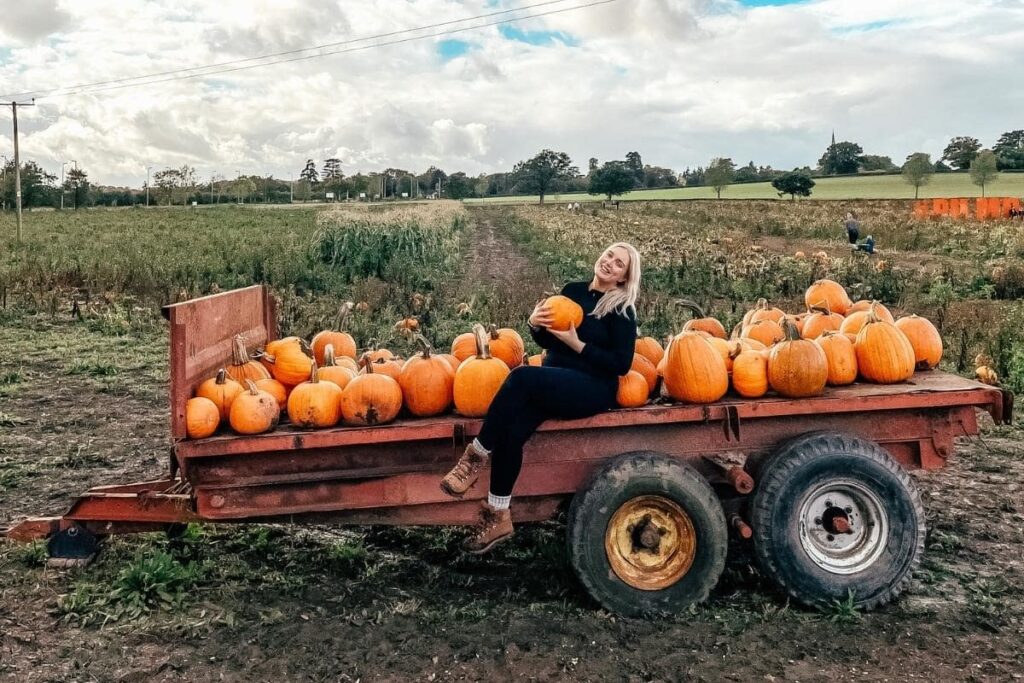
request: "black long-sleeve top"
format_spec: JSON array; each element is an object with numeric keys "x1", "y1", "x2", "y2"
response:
[{"x1": 530, "y1": 281, "x2": 637, "y2": 386}]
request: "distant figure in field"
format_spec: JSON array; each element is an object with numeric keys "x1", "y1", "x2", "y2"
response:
[
  {"x1": 844, "y1": 211, "x2": 860, "y2": 244},
  {"x1": 853, "y1": 234, "x2": 875, "y2": 255}
]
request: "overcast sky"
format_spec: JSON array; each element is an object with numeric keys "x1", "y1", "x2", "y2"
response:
[{"x1": 0, "y1": 0, "x2": 1021, "y2": 187}]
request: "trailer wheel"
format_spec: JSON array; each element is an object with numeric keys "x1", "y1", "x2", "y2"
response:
[
  {"x1": 751, "y1": 431, "x2": 925, "y2": 611},
  {"x1": 567, "y1": 452, "x2": 727, "y2": 617}
]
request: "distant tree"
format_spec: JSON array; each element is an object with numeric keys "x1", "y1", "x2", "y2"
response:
[
  {"x1": 772, "y1": 171, "x2": 815, "y2": 200},
  {"x1": 860, "y1": 155, "x2": 898, "y2": 172},
  {"x1": 705, "y1": 157, "x2": 736, "y2": 199},
  {"x1": 641, "y1": 165, "x2": 678, "y2": 188},
  {"x1": 445, "y1": 172, "x2": 475, "y2": 200},
  {"x1": 348, "y1": 173, "x2": 370, "y2": 198},
  {"x1": 153, "y1": 168, "x2": 182, "y2": 205},
  {"x1": 901, "y1": 153, "x2": 934, "y2": 199},
  {"x1": 419, "y1": 166, "x2": 447, "y2": 196},
  {"x1": 681, "y1": 166, "x2": 705, "y2": 187},
  {"x1": 969, "y1": 150, "x2": 1000, "y2": 197},
  {"x1": 232, "y1": 177, "x2": 257, "y2": 204},
  {"x1": 735, "y1": 161, "x2": 758, "y2": 184},
  {"x1": 322, "y1": 158, "x2": 342, "y2": 180},
  {"x1": 818, "y1": 141, "x2": 864, "y2": 175},
  {"x1": 300, "y1": 159, "x2": 319, "y2": 184},
  {"x1": 512, "y1": 149, "x2": 577, "y2": 204},
  {"x1": 625, "y1": 151, "x2": 643, "y2": 185},
  {"x1": 942, "y1": 136, "x2": 981, "y2": 170},
  {"x1": 588, "y1": 161, "x2": 635, "y2": 200},
  {"x1": 178, "y1": 165, "x2": 198, "y2": 205},
  {"x1": 993, "y1": 130, "x2": 1024, "y2": 170},
  {"x1": 933, "y1": 160, "x2": 952, "y2": 173},
  {"x1": 64, "y1": 167, "x2": 91, "y2": 209},
  {"x1": 588, "y1": 157, "x2": 599, "y2": 173},
  {"x1": 0, "y1": 160, "x2": 56, "y2": 209}
]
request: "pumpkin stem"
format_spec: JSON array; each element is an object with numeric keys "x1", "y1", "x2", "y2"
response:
[
  {"x1": 336, "y1": 301, "x2": 354, "y2": 329},
  {"x1": 675, "y1": 299, "x2": 706, "y2": 319},
  {"x1": 756, "y1": 298, "x2": 769, "y2": 311},
  {"x1": 309, "y1": 360, "x2": 320, "y2": 383},
  {"x1": 324, "y1": 344, "x2": 337, "y2": 367},
  {"x1": 487, "y1": 324, "x2": 501, "y2": 341},
  {"x1": 809, "y1": 300, "x2": 832, "y2": 316},
  {"x1": 215, "y1": 368, "x2": 228, "y2": 384},
  {"x1": 472, "y1": 323, "x2": 492, "y2": 360},
  {"x1": 245, "y1": 379, "x2": 259, "y2": 395},
  {"x1": 413, "y1": 334, "x2": 433, "y2": 357},
  {"x1": 359, "y1": 354, "x2": 373, "y2": 374},
  {"x1": 232, "y1": 335, "x2": 251, "y2": 365},
  {"x1": 867, "y1": 300, "x2": 881, "y2": 324},
  {"x1": 729, "y1": 322, "x2": 743, "y2": 340},
  {"x1": 781, "y1": 318, "x2": 801, "y2": 341}
]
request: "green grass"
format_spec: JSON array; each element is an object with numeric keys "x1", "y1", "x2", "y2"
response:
[{"x1": 466, "y1": 172, "x2": 1024, "y2": 204}]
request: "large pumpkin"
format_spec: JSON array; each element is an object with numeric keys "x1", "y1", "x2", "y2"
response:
[
  {"x1": 186, "y1": 396, "x2": 220, "y2": 439},
  {"x1": 544, "y1": 295, "x2": 584, "y2": 332},
  {"x1": 768, "y1": 320, "x2": 828, "y2": 398},
  {"x1": 341, "y1": 358, "x2": 403, "y2": 426},
  {"x1": 616, "y1": 371, "x2": 649, "y2": 408},
  {"x1": 287, "y1": 362, "x2": 343, "y2": 428},
  {"x1": 855, "y1": 304, "x2": 915, "y2": 383},
  {"x1": 814, "y1": 330, "x2": 858, "y2": 386},
  {"x1": 264, "y1": 340, "x2": 314, "y2": 386},
  {"x1": 801, "y1": 304, "x2": 844, "y2": 340},
  {"x1": 805, "y1": 279, "x2": 852, "y2": 316},
  {"x1": 196, "y1": 368, "x2": 243, "y2": 421},
  {"x1": 230, "y1": 380, "x2": 281, "y2": 435},
  {"x1": 485, "y1": 325, "x2": 525, "y2": 369},
  {"x1": 731, "y1": 349, "x2": 769, "y2": 398},
  {"x1": 679, "y1": 300, "x2": 728, "y2": 339},
  {"x1": 453, "y1": 324, "x2": 510, "y2": 417},
  {"x1": 319, "y1": 344, "x2": 356, "y2": 390},
  {"x1": 399, "y1": 335, "x2": 456, "y2": 417},
  {"x1": 311, "y1": 301, "x2": 357, "y2": 363},
  {"x1": 894, "y1": 315, "x2": 943, "y2": 371},
  {"x1": 451, "y1": 332, "x2": 478, "y2": 362},
  {"x1": 662, "y1": 331, "x2": 729, "y2": 404},
  {"x1": 635, "y1": 334, "x2": 665, "y2": 366},
  {"x1": 226, "y1": 335, "x2": 271, "y2": 385}
]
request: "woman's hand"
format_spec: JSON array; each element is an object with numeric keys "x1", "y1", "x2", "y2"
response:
[
  {"x1": 548, "y1": 323, "x2": 585, "y2": 354},
  {"x1": 529, "y1": 301, "x2": 554, "y2": 328}
]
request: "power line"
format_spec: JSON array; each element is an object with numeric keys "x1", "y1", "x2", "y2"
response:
[{"x1": 1, "y1": 0, "x2": 615, "y2": 100}]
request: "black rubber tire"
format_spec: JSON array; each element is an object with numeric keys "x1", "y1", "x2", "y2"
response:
[
  {"x1": 751, "y1": 431, "x2": 926, "y2": 611},
  {"x1": 567, "y1": 451, "x2": 728, "y2": 617}
]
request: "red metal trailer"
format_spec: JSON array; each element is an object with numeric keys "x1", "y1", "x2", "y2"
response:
[{"x1": 1, "y1": 286, "x2": 1013, "y2": 616}]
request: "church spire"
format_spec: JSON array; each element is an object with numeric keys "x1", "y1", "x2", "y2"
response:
[{"x1": 831, "y1": 129, "x2": 836, "y2": 147}]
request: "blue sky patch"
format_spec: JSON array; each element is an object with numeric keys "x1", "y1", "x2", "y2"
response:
[
  {"x1": 832, "y1": 19, "x2": 902, "y2": 34},
  {"x1": 0, "y1": 47, "x2": 12, "y2": 63},
  {"x1": 498, "y1": 25, "x2": 578, "y2": 46},
  {"x1": 738, "y1": 0, "x2": 806, "y2": 6},
  {"x1": 438, "y1": 39, "x2": 471, "y2": 60}
]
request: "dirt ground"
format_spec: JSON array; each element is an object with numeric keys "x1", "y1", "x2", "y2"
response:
[{"x1": 1, "y1": 213, "x2": 1023, "y2": 682}]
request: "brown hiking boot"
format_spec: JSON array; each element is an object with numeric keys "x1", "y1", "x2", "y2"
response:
[
  {"x1": 440, "y1": 443, "x2": 489, "y2": 497},
  {"x1": 462, "y1": 503, "x2": 514, "y2": 554}
]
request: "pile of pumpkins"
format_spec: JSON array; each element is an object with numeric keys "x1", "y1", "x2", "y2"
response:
[
  {"x1": 617, "y1": 278, "x2": 943, "y2": 409},
  {"x1": 185, "y1": 280, "x2": 943, "y2": 439},
  {"x1": 185, "y1": 295, "x2": 582, "y2": 439}
]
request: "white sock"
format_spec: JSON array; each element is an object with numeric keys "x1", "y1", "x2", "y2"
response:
[
  {"x1": 487, "y1": 493, "x2": 511, "y2": 510},
  {"x1": 471, "y1": 438, "x2": 491, "y2": 457}
]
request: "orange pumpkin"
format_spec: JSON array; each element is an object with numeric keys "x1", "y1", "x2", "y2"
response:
[
  {"x1": 848, "y1": 299, "x2": 894, "y2": 323},
  {"x1": 545, "y1": 295, "x2": 584, "y2": 332},
  {"x1": 801, "y1": 304, "x2": 844, "y2": 340},
  {"x1": 662, "y1": 332, "x2": 729, "y2": 404},
  {"x1": 814, "y1": 331, "x2": 858, "y2": 386},
  {"x1": 362, "y1": 340, "x2": 396, "y2": 364},
  {"x1": 631, "y1": 353, "x2": 658, "y2": 394},
  {"x1": 287, "y1": 362, "x2": 343, "y2": 428},
  {"x1": 768, "y1": 320, "x2": 828, "y2": 398},
  {"x1": 259, "y1": 336, "x2": 307, "y2": 373},
  {"x1": 485, "y1": 325, "x2": 525, "y2": 369},
  {"x1": 341, "y1": 358, "x2": 404, "y2": 426},
  {"x1": 255, "y1": 378, "x2": 288, "y2": 411},
  {"x1": 742, "y1": 319, "x2": 785, "y2": 347},
  {"x1": 361, "y1": 354, "x2": 402, "y2": 382},
  {"x1": 855, "y1": 304, "x2": 916, "y2": 384},
  {"x1": 451, "y1": 331, "x2": 478, "y2": 362},
  {"x1": 263, "y1": 340, "x2": 314, "y2": 386},
  {"x1": 226, "y1": 335, "x2": 271, "y2": 385},
  {"x1": 749, "y1": 298, "x2": 785, "y2": 325},
  {"x1": 230, "y1": 380, "x2": 281, "y2": 435},
  {"x1": 527, "y1": 353, "x2": 544, "y2": 367},
  {"x1": 894, "y1": 315, "x2": 943, "y2": 370},
  {"x1": 453, "y1": 324, "x2": 510, "y2": 417},
  {"x1": 839, "y1": 308, "x2": 874, "y2": 337},
  {"x1": 782, "y1": 313, "x2": 806, "y2": 337},
  {"x1": 319, "y1": 344, "x2": 356, "y2": 390},
  {"x1": 196, "y1": 368, "x2": 243, "y2": 421},
  {"x1": 616, "y1": 371, "x2": 649, "y2": 408},
  {"x1": 705, "y1": 336, "x2": 734, "y2": 373},
  {"x1": 186, "y1": 396, "x2": 220, "y2": 439},
  {"x1": 399, "y1": 335, "x2": 456, "y2": 417},
  {"x1": 635, "y1": 335, "x2": 665, "y2": 366},
  {"x1": 731, "y1": 349, "x2": 769, "y2": 398},
  {"x1": 439, "y1": 353, "x2": 462, "y2": 372},
  {"x1": 311, "y1": 302, "x2": 357, "y2": 364},
  {"x1": 679, "y1": 300, "x2": 728, "y2": 339},
  {"x1": 805, "y1": 279, "x2": 852, "y2": 316}
]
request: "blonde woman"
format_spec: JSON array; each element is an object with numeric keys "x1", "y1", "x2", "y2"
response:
[{"x1": 441, "y1": 242, "x2": 642, "y2": 553}]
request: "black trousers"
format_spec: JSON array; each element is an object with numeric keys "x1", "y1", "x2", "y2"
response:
[{"x1": 477, "y1": 366, "x2": 617, "y2": 497}]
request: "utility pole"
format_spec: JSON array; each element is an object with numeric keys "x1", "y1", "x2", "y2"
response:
[
  {"x1": 70, "y1": 159, "x2": 78, "y2": 210},
  {"x1": 5, "y1": 99, "x2": 35, "y2": 243},
  {"x1": 146, "y1": 166, "x2": 152, "y2": 207}
]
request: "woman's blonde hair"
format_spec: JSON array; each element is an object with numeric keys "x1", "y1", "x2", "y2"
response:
[{"x1": 591, "y1": 242, "x2": 641, "y2": 320}]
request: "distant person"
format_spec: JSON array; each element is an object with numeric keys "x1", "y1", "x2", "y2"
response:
[
  {"x1": 853, "y1": 234, "x2": 875, "y2": 254},
  {"x1": 844, "y1": 211, "x2": 860, "y2": 244}
]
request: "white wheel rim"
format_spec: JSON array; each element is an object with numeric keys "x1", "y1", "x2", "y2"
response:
[{"x1": 797, "y1": 479, "x2": 888, "y2": 575}]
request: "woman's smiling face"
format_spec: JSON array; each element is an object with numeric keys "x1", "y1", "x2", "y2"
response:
[{"x1": 594, "y1": 245, "x2": 630, "y2": 286}]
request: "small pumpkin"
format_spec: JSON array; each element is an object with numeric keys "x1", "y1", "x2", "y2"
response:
[
  {"x1": 311, "y1": 301, "x2": 357, "y2": 363},
  {"x1": 399, "y1": 335, "x2": 456, "y2": 417},
  {"x1": 731, "y1": 349, "x2": 769, "y2": 398},
  {"x1": 801, "y1": 303, "x2": 844, "y2": 340},
  {"x1": 186, "y1": 396, "x2": 220, "y2": 439},
  {"x1": 362, "y1": 339, "x2": 396, "y2": 364},
  {"x1": 814, "y1": 330, "x2": 858, "y2": 386},
  {"x1": 635, "y1": 334, "x2": 665, "y2": 366},
  {"x1": 768, "y1": 319, "x2": 828, "y2": 398},
  {"x1": 230, "y1": 380, "x2": 281, "y2": 435},
  {"x1": 196, "y1": 368, "x2": 243, "y2": 421},
  {"x1": 848, "y1": 299, "x2": 894, "y2": 323},
  {"x1": 453, "y1": 323, "x2": 511, "y2": 417},
  {"x1": 451, "y1": 331, "x2": 478, "y2": 361},
  {"x1": 226, "y1": 335, "x2": 271, "y2": 384},
  {"x1": 805, "y1": 279, "x2": 852, "y2": 316},
  {"x1": 616, "y1": 371, "x2": 649, "y2": 408},
  {"x1": 742, "y1": 319, "x2": 785, "y2": 347},
  {"x1": 678, "y1": 300, "x2": 728, "y2": 339},
  {"x1": 662, "y1": 331, "x2": 729, "y2": 404},
  {"x1": 319, "y1": 344, "x2": 356, "y2": 390},
  {"x1": 894, "y1": 315, "x2": 943, "y2": 370},
  {"x1": 341, "y1": 357, "x2": 404, "y2": 426},
  {"x1": 255, "y1": 377, "x2": 288, "y2": 411},
  {"x1": 360, "y1": 353, "x2": 403, "y2": 382},
  {"x1": 485, "y1": 325, "x2": 525, "y2": 369},
  {"x1": 855, "y1": 303, "x2": 915, "y2": 384},
  {"x1": 263, "y1": 339, "x2": 314, "y2": 386},
  {"x1": 631, "y1": 353, "x2": 658, "y2": 394},
  {"x1": 748, "y1": 298, "x2": 785, "y2": 325},
  {"x1": 287, "y1": 361, "x2": 343, "y2": 428},
  {"x1": 544, "y1": 295, "x2": 584, "y2": 332}
]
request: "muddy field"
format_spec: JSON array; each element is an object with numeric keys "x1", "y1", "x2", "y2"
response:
[{"x1": 1, "y1": 206, "x2": 1023, "y2": 681}]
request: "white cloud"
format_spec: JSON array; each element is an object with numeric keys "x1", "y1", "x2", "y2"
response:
[{"x1": 0, "y1": 0, "x2": 1021, "y2": 185}]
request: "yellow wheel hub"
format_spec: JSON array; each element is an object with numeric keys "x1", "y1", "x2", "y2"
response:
[{"x1": 605, "y1": 495, "x2": 696, "y2": 591}]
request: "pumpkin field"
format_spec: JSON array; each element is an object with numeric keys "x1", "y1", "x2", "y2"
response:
[{"x1": 1, "y1": 201, "x2": 1023, "y2": 681}]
